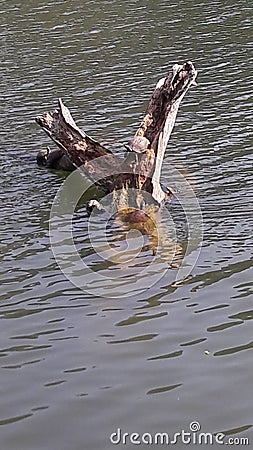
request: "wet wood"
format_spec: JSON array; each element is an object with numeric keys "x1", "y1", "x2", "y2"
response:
[
  {"x1": 36, "y1": 147, "x2": 76, "y2": 171},
  {"x1": 36, "y1": 61, "x2": 197, "y2": 204},
  {"x1": 36, "y1": 98, "x2": 123, "y2": 192}
]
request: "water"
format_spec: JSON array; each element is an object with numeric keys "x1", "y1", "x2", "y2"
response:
[{"x1": 1, "y1": 0, "x2": 252, "y2": 448}]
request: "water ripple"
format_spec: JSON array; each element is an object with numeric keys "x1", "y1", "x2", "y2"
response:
[{"x1": 1, "y1": 0, "x2": 252, "y2": 448}]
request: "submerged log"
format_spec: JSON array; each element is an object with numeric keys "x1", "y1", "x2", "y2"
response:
[
  {"x1": 36, "y1": 61, "x2": 197, "y2": 205},
  {"x1": 36, "y1": 146, "x2": 76, "y2": 171}
]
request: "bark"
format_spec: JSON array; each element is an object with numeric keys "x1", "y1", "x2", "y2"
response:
[{"x1": 36, "y1": 61, "x2": 197, "y2": 204}]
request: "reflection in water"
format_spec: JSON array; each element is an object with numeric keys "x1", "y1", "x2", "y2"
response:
[
  {"x1": 115, "y1": 204, "x2": 189, "y2": 270},
  {"x1": 86, "y1": 203, "x2": 184, "y2": 265},
  {"x1": 48, "y1": 164, "x2": 203, "y2": 298}
]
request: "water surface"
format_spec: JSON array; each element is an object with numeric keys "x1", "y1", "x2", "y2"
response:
[{"x1": 1, "y1": 0, "x2": 252, "y2": 449}]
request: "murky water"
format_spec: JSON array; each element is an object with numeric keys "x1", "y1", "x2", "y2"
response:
[{"x1": 1, "y1": 0, "x2": 252, "y2": 448}]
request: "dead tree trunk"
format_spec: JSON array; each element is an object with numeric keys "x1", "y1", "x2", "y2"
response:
[{"x1": 36, "y1": 61, "x2": 197, "y2": 206}]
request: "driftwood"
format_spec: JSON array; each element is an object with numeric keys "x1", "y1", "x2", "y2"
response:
[{"x1": 36, "y1": 61, "x2": 197, "y2": 207}]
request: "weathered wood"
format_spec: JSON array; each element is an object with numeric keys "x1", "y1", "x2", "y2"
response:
[
  {"x1": 122, "y1": 61, "x2": 197, "y2": 203},
  {"x1": 36, "y1": 61, "x2": 197, "y2": 204},
  {"x1": 36, "y1": 98, "x2": 124, "y2": 192}
]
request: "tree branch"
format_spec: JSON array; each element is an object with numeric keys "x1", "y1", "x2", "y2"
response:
[{"x1": 36, "y1": 61, "x2": 197, "y2": 204}]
